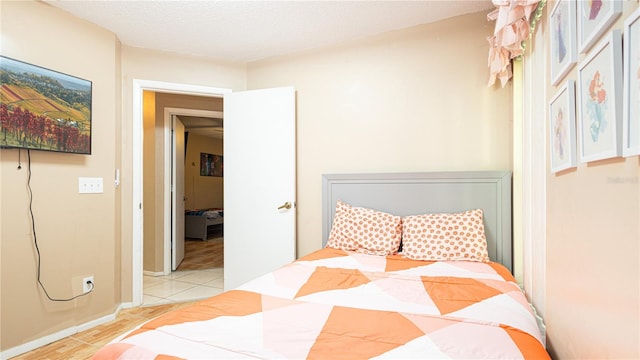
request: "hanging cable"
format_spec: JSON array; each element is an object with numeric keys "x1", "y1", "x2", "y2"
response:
[{"x1": 27, "y1": 150, "x2": 94, "y2": 301}]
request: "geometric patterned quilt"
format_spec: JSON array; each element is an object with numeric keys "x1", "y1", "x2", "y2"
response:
[{"x1": 92, "y1": 248, "x2": 550, "y2": 359}]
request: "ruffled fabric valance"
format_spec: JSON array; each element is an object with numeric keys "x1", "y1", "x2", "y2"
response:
[{"x1": 487, "y1": 0, "x2": 546, "y2": 87}]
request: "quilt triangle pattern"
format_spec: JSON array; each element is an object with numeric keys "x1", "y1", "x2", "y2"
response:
[
  {"x1": 93, "y1": 249, "x2": 549, "y2": 360},
  {"x1": 421, "y1": 276, "x2": 503, "y2": 315},
  {"x1": 502, "y1": 323, "x2": 549, "y2": 359},
  {"x1": 307, "y1": 306, "x2": 425, "y2": 359},
  {"x1": 385, "y1": 256, "x2": 436, "y2": 272},
  {"x1": 295, "y1": 266, "x2": 371, "y2": 298},
  {"x1": 298, "y1": 248, "x2": 349, "y2": 262},
  {"x1": 125, "y1": 290, "x2": 263, "y2": 339}
]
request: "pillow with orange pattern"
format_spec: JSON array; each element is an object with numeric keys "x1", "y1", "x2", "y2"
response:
[
  {"x1": 401, "y1": 209, "x2": 489, "y2": 262},
  {"x1": 326, "y1": 200, "x2": 402, "y2": 256}
]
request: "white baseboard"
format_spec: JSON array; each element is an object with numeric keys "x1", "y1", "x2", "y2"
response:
[
  {"x1": 0, "y1": 302, "x2": 132, "y2": 359},
  {"x1": 143, "y1": 270, "x2": 166, "y2": 276}
]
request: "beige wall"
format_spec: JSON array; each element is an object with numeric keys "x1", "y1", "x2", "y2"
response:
[
  {"x1": 247, "y1": 11, "x2": 513, "y2": 257},
  {"x1": 185, "y1": 134, "x2": 224, "y2": 210},
  {"x1": 0, "y1": 1, "x2": 120, "y2": 351},
  {"x1": 142, "y1": 91, "x2": 160, "y2": 272},
  {"x1": 544, "y1": 2, "x2": 640, "y2": 358}
]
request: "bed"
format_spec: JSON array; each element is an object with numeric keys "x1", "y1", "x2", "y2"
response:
[
  {"x1": 185, "y1": 208, "x2": 223, "y2": 240},
  {"x1": 93, "y1": 171, "x2": 549, "y2": 359}
]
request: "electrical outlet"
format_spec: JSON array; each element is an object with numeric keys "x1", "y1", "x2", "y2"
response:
[{"x1": 82, "y1": 276, "x2": 94, "y2": 294}]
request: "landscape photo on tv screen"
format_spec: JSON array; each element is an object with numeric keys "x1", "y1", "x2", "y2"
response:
[{"x1": 0, "y1": 55, "x2": 92, "y2": 154}]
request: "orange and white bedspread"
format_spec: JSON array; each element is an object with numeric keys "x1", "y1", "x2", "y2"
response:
[{"x1": 93, "y1": 248, "x2": 549, "y2": 359}]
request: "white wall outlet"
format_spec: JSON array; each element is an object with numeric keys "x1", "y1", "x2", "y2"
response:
[
  {"x1": 78, "y1": 177, "x2": 104, "y2": 194},
  {"x1": 82, "y1": 276, "x2": 94, "y2": 294}
]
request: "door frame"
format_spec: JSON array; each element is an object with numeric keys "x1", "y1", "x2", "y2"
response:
[
  {"x1": 163, "y1": 107, "x2": 224, "y2": 274},
  {"x1": 132, "y1": 79, "x2": 230, "y2": 306}
]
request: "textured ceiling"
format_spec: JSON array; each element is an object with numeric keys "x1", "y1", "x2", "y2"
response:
[
  {"x1": 44, "y1": 0, "x2": 494, "y2": 63},
  {"x1": 43, "y1": 0, "x2": 494, "y2": 139}
]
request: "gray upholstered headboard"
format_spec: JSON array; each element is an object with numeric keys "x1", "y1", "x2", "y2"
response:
[{"x1": 321, "y1": 171, "x2": 513, "y2": 273}]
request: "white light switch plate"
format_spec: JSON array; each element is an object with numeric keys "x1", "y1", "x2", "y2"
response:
[{"x1": 79, "y1": 177, "x2": 104, "y2": 194}]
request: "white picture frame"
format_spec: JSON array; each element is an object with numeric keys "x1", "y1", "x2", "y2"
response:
[
  {"x1": 549, "y1": 80, "x2": 577, "y2": 173},
  {"x1": 550, "y1": 0, "x2": 577, "y2": 86},
  {"x1": 623, "y1": 8, "x2": 640, "y2": 157},
  {"x1": 577, "y1": 30, "x2": 623, "y2": 163},
  {"x1": 578, "y1": 0, "x2": 622, "y2": 54}
]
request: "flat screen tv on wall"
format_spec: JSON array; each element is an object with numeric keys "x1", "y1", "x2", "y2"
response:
[{"x1": 0, "y1": 55, "x2": 92, "y2": 154}]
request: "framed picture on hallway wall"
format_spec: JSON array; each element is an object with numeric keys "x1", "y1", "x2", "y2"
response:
[
  {"x1": 550, "y1": 0, "x2": 577, "y2": 86},
  {"x1": 623, "y1": 8, "x2": 640, "y2": 157},
  {"x1": 577, "y1": 30, "x2": 623, "y2": 163},
  {"x1": 578, "y1": 0, "x2": 621, "y2": 53},
  {"x1": 549, "y1": 80, "x2": 577, "y2": 173},
  {"x1": 200, "y1": 153, "x2": 223, "y2": 177}
]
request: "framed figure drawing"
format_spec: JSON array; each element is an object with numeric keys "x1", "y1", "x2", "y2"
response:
[
  {"x1": 550, "y1": 0, "x2": 577, "y2": 85},
  {"x1": 577, "y1": 30, "x2": 623, "y2": 163},
  {"x1": 578, "y1": 0, "x2": 622, "y2": 53},
  {"x1": 549, "y1": 80, "x2": 577, "y2": 173},
  {"x1": 200, "y1": 153, "x2": 223, "y2": 177},
  {"x1": 623, "y1": 8, "x2": 640, "y2": 157}
]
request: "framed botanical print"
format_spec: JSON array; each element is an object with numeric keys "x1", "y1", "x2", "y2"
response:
[
  {"x1": 550, "y1": 0, "x2": 577, "y2": 85},
  {"x1": 578, "y1": 0, "x2": 622, "y2": 53},
  {"x1": 577, "y1": 30, "x2": 623, "y2": 163},
  {"x1": 623, "y1": 8, "x2": 640, "y2": 157},
  {"x1": 549, "y1": 80, "x2": 577, "y2": 172}
]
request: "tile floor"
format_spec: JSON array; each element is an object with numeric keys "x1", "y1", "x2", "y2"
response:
[{"x1": 143, "y1": 268, "x2": 224, "y2": 305}]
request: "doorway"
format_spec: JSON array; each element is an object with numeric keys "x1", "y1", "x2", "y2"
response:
[
  {"x1": 132, "y1": 82, "x2": 297, "y2": 305},
  {"x1": 163, "y1": 107, "x2": 224, "y2": 273},
  {"x1": 142, "y1": 105, "x2": 225, "y2": 305},
  {"x1": 132, "y1": 79, "x2": 231, "y2": 306}
]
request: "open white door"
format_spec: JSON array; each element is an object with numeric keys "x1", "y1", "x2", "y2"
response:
[
  {"x1": 172, "y1": 116, "x2": 185, "y2": 271},
  {"x1": 224, "y1": 87, "x2": 296, "y2": 290}
]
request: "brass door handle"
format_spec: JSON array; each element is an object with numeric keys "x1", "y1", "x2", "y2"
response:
[{"x1": 278, "y1": 201, "x2": 292, "y2": 210}]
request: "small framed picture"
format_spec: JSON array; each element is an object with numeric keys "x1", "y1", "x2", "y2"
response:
[
  {"x1": 578, "y1": 0, "x2": 622, "y2": 54},
  {"x1": 550, "y1": 0, "x2": 577, "y2": 86},
  {"x1": 623, "y1": 8, "x2": 640, "y2": 157},
  {"x1": 549, "y1": 80, "x2": 577, "y2": 173},
  {"x1": 577, "y1": 30, "x2": 623, "y2": 163}
]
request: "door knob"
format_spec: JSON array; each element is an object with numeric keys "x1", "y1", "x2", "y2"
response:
[{"x1": 277, "y1": 201, "x2": 292, "y2": 210}]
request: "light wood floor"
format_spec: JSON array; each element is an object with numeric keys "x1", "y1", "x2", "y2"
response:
[
  {"x1": 13, "y1": 236, "x2": 223, "y2": 359},
  {"x1": 12, "y1": 301, "x2": 196, "y2": 360},
  {"x1": 177, "y1": 237, "x2": 223, "y2": 271}
]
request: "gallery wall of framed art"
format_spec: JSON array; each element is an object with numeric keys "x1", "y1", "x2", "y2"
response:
[{"x1": 548, "y1": 0, "x2": 639, "y2": 173}]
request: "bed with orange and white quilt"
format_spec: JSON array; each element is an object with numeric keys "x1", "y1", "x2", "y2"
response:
[
  {"x1": 93, "y1": 171, "x2": 549, "y2": 359},
  {"x1": 93, "y1": 248, "x2": 548, "y2": 359}
]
